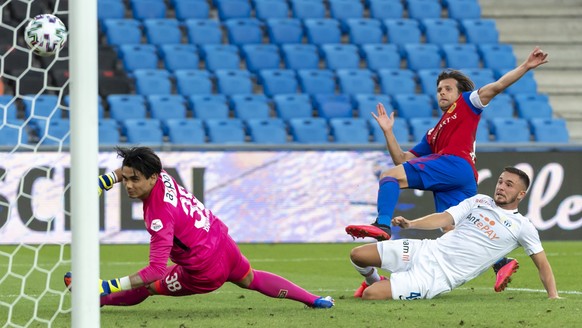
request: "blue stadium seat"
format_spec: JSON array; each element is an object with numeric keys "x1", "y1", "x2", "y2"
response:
[
  {"x1": 330, "y1": 118, "x2": 369, "y2": 143},
  {"x1": 461, "y1": 68, "x2": 495, "y2": 89},
  {"x1": 273, "y1": 94, "x2": 313, "y2": 119},
  {"x1": 328, "y1": 0, "x2": 364, "y2": 28},
  {"x1": 205, "y1": 118, "x2": 246, "y2": 143},
  {"x1": 215, "y1": 69, "x2": 253, "y2": 95},
  {"x1": 409, "y1": 117, "x2": 440, "y2": 142},
  {"x1": 417, "y1": 69, "x2": 441, "y2": 95},
  {"x1": 369, "y1": 116, "x2": 409, "y2": 143},
  {"x1": 354, "y1": 94, "x2": 393, "y2": 117},
  {"x1": 489, "y1": 118, "x2": 531, "y2": 143},
  {"x1": 291, "y1": 0, "x2": 326, "y2": 19},
  {"x1": 175, "y1": 69, "x2": 213, "y2": 95},
  {"x1": 216, "y1": 0, "x2": 252, "y2": 20},
  {"x1": 185, "y1": 19, "x2": 223, "y2": 45},
  {"x1": 297, "y1": 69, "x2": 336, "y2": 95},
  {"x1": 529, "y1": 118, "x2": 569, "y2": 143},
  {"x1": 230, "y1": 94, "x2": 271, "y2": 119},
  {"x1": 258, "y1": 69, "x2": 298, "y2": 96},
  {"x1": 446, "y1": 0, "x2": 481, "y2": 20},
  {"x1": 160, "y1": 44, "x2": 199, "y2": 72},
  {"x1": 346, "y1": 19, "x2": 384, "y2": 46},
  {"x1": 0, "y1": 95, "x2": 18, "y2": 121},
  {"x1": 242, "y1": 44, "x2": 281, "y2": 73},
  {"x1": 393, "y1": 94, "x2": 434, "y2": 119},
  {"x1": 119, "y1": 44, "x2": 158, "y2": 72},
  {"x1": 407, "y1": 0, "x2": 442, "y2": 20},
  {"x1": 421, "y1": 19, "x2": 459, "y2": 45},
  {"x1": 460, "y1": 19, "x2": 499, "y2": 44},
  {"x1": 266, "y1": 18, "x2": 303, "y2": 44},
  {"x1": 98, "y1": 0, "x2": 126, "y2": 22},
  {"x1": 321, "y1": 44, "x2": 360, "y2": 70},
  {"x1": 0, "y1": 122, "x2": 28, "y2": 146},
  {"x1": 133, "y1": 69, "x2": 172, "y2": 95},
  {"x1": 102, "y1": 19, "x2": 142, "y2": 46},
  {"x1": 304, "y1": 19, "x2": 342, "y2": 45},
  {"x1": 378, "y1": 69, "x2": 417, "y2": 96},
  {"x1": 147, "y1": 95, "x2": 188, "y2": 121},
  {"x1": 201, "y1": 44, "x2": 240, "y2": 71},
  {"x1": 383, "y1": 19, "x2": 421, "y2": 46},
  {"x1": 36, "y1": 118, "x2": 70, "y2": 145},
  {"x1": 403, "y1": 43, "x2": 442, "y2": 71},
  {"x1": 254, "y1": 0, "x2": 290, "y2": 20},
  {"x1": 369, "y1": 0, "x2": 404, "y2": 20},
  {"x1": 479, "y1": 44, "x2": 516, "y2": 70},
  {"x1": 189, "y1": 95, "x2": 230, "y2": 119},
  {"x1": 514, "y1": 94, "x2": 552, "y2": 119},
  {"x1": 481, "y1": 93, "x2": 514, "y2": 120},
  {"x1": 281, "y1": 44, "x2": 319, "y2": 70},
  {"x1": 143, "y1": 19, "x2": 182, "y2": 45},
  {"x1": 22, "y1": 94, "x2": 61, "y2": 125},
  {"x1": 130, "y1": 0, "x2": 167, "y2": 20},
  {"x1": 337, "y1": 69, "x2": 376, "y2": 95},
  {"x1": 476, "y1": 120, "x2": 490, "y2": 142},
  {"x1": 173, "y1": 0, "x2": 210, "y2": 20},
  {"x1": 98, "y1": 119, "x2": 121, "y2": 145},
  {"x1": 442, "y1": 44, "x2": 480, "y2": 69},
  {"x1": 497, "y1": 70, "x2": 537, "y2": 95},
  {"x1": 224, "y1": 18, "x2": 263, "y2": 45},
  {"x1": 288, "y1": 117, "x2": 329, "y2": 143},
  {"x1": 360, "y1": 44, "x2": 401, "y2": 71},
  {"x1": 108, "y1": 94, "x2": 147, "y2": 121},
  {"x1": 123, "y1": 118, "x2": 164, "y2": 145},
  {"x1": 164, "y1": 118, "x2": 206, "y2": 144},
  {"x1": 245, "y1": 118, "x2": 288, "y2": 143},
  {"x1": 313, "y1": 94, "x2": 353, "y2": 118}
]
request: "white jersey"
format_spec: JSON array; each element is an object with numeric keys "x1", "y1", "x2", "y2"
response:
[{"x1": 431, "y1": 194, "x2": 544, "y2": 289}]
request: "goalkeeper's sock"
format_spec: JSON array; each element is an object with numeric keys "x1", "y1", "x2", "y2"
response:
[
  {"x1": 100, "y1": 287, "x2": 150, "y2": 307},
  {"x1": 247, "y1": 270, "x2": 319, "y2": 306}
]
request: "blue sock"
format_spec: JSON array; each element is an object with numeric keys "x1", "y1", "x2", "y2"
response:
[{"x1": 376, "y1": 177, "x2": 400, "y2": 238}]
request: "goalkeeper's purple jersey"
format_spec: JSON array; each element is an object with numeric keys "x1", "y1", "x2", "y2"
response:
[{"x1": 137, "y1": 170, "x2": 228, "y2": 284}]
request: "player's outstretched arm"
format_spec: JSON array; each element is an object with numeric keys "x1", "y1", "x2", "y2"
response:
[
  {"x1": 372, "y1": 103, "x2": 417, "y2": 165},
  {"x1": 393, "y1": 212, "x2": 454, "y2": 230},
  {"x1": 530, "y1": 251, "x2": 560, "y2": 299},
  {"x1": 98, "y1": 168, "x2": 122, "y2": 196},
  {"x1": 478, "y1": 46, "x2": 549, "y2": 106}
]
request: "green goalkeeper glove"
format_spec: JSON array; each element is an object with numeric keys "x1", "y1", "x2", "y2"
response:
[
  {"x1": 99, "y1": 278, "x2": 122, "y2": 297},
  {"x1": 98, "y1": 172, "x2": 117, "y2": 196}
]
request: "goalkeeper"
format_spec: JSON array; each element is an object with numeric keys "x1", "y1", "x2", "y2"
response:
[{"x1": 65, "y1": 146, "x2": 334, "y2": 309}]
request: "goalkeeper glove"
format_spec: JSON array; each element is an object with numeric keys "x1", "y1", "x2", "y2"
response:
[
  {"x1": 98, "y1": 172, "x2": 117, "y2": 196},
  {"x1": 100, "y1": 278, "x2": 122, "y2": 297}
]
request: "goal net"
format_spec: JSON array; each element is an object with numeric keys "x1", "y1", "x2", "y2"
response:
[{"x1": 1, "y1": 0, "x2": 99, "y2": 326}]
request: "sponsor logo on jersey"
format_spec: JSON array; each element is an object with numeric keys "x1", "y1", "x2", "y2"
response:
[
  {"x1": 161, "y1": 172, "x2": 178, "y2": 207},
  {"x1": 151, "y1": 219, "x2": 163, "y2": 232},
  {"x1": 277, "y1": 289, "x2": 288, "y2": 298},
  {"x1": 465, "y1": 211, "x2": 500, "y2": 240},
  {"x1": 402, "y1": 240, "x2": 411, "y2": 262}
]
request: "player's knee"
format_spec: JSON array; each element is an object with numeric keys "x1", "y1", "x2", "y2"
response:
[
  {"x1": 350, "y1": 247, "x2": 366, "y2": 266},
  {"x1": 362, "y1": 283, "x2": 391, "y2": 300}
]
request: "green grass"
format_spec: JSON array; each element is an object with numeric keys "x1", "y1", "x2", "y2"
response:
[{"x1": 1, "y1": 242, "x2": 581, "y2": 327}]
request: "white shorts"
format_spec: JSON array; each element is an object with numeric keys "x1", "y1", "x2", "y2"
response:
[{"x1": 377, "y1": 239, "x2": 452, "y2": 300}]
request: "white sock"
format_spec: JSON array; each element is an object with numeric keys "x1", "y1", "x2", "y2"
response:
[{"x1": 351, "y1": 260, "x2": 381, "y2": 286}]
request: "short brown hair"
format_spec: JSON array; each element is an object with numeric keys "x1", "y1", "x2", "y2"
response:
[
  {"x1": 436, "y1": 69, "x2": 475, "y2": 93},
  {"x1": 503, "y1": 166, "x2": 531, "y2": 191}
]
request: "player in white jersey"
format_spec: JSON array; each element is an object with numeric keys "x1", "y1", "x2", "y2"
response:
[{"x1": 349, "y1": 167, "x2": 559, "y2": 300}]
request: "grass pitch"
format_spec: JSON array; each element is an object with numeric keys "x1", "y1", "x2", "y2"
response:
[{"x1": 1, "y1": 241, "x2": 581, "y2": 327}]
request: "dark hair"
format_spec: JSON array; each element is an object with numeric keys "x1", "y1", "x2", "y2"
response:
[
  {"x1": 503, "y1": 166, "x2": 530, "y2": 191},
  {"x1": 115, "y1": 146, "x2": 162, "y2": 179},
  {"x1": 436, "y1": 69, "x2": 475, "y2": 93}
]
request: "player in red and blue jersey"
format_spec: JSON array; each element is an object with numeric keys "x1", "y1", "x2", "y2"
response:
[
  {"x1": 64, "y1": 146, "x2": 334, "y2": 309},
  {"x1": 346, "y1": 46, "x2": 548, "y2": 292}
]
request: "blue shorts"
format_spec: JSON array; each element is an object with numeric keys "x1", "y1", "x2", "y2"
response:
[{"x1": 403, "y1": 154, "x2": 477, "y2": 212}]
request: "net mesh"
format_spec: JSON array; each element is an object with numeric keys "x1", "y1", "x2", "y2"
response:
[{"x1": 1, "y1": 0, "x2": 72, "y2": 326}]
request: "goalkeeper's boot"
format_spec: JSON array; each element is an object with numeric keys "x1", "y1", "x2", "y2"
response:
[
  {"x1": 64, "y1": 272, "x2": 72, "y2": 291},
  {"x1": 346, "y1": 221, "x2": 391, "y2": 241},
  {"x1": 354, "y1": 276, "x2": 386, "y2": 298},
  {"x1": 493, "y1": 258, "x2": 519, "y2": 292},
  {"x1": 311, "y1": 296, "x2": 335, "y2": 309}
]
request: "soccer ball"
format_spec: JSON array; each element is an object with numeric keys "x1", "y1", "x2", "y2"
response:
[{"x1": 24, "y1": 14, "x2": 68, "y2": 57}]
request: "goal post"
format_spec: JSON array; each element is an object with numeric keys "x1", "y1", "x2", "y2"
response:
[{"x1": 69, "y1": 0, "x2": 100, "y2": 326}]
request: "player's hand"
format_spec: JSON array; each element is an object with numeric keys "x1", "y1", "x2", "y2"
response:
[
  {"x1": 392, "y1": 216, "x2": 411, "y2": 229},
  {"x1": 524, "y1": 46, "x2": 549, "y2": 69},
  {"x1": 98, "y1": 172, "x2": 117, "y2": 196},
  {"x1": 371, "y1": 103, "x2": 395, "y2": 134},
  {"x1": 99, "y1": 278, "x2": 122, "y2": 297}
]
